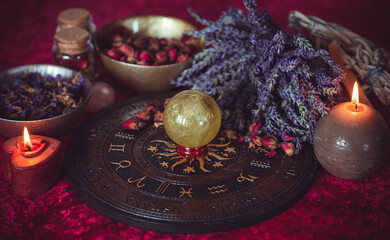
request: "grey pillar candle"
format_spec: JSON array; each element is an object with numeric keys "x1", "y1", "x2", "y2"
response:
[{"x1": 313, "y1": 102, "x2": 389, "y2": 180}]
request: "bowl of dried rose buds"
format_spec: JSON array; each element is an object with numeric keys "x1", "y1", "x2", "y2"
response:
[
  {"x1": 94, "y1": 15, "x2": 202, "y2": 93},
  {"x1": 0, "y1": 64, "x2": 91, "y2": 138}
]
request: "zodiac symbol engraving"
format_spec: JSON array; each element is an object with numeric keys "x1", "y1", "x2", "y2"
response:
[
  {"x1": 127, "y1": 176, "x2": 147, "y2": 188},
  {"x1": 208, "y1": 185, "x2": 227, "y2": 195},
  {"x1": 111, "y1": 160, "x2": 132, "y2": 171},
  {"x1": 156, "y1": 182, "x2": 170, "y2": 195},
  {"x1": 149, "y1": 139, "x2": 235, "y2": 173},
  {"x1": 108, "y1": 143, "x2": 126, "y2": 152},
  {"x1": 237, "y1": 173, "x2": 258, "y2": 183},
  {"x1": 180, "y1": 187, "x2": 193, "y2": 198}
]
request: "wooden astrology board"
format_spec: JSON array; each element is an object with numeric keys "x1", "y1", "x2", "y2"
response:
[{"x1": 66, "y1": 92, "x2": 317, "y2": 234}]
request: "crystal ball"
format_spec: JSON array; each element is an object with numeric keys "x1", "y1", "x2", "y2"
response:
[{"x1": 163, "y1": 90, "x2": 221, "y2": 148}]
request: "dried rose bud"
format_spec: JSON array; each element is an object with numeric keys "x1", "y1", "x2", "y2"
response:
[
  {"x1": 154, "y1": 110, "x2": 164, "y2": 122},
  {"x1": 123, "y1": 119, "x2": 137, "y2": 130},
  {"x1": 164, "y1": 98, "x2": 170, "y2": 108},
  {"x1": 222, "y1": 129, "x2": 237, "y2": 140},
  {"x1": 176, "y1": 53, "x2": 189, "y2": 63},
  {"x1": 268, "y1": 150, "x2": 277, "y2": 158},
  {"x1": 154, "y1": 122, "x2": 164, "y2": 128},
  {"x1": 117, "y1": 44, "x2": 134, "y2": 56},
  {"x1": 127, "y1": 56, "x2": 136, "y2": 63},
  {"x1": 148, "y1": 38, "x2": 160, "y2": 52},
  {"x1": 112, "y1": 34, "x2": 124, "y2": 46},
  {"x1": 125, "y1": 36, "x2": 134, "y2": 44},
  {"x1": 136, "y1": 60, "x2": 150, "y2": 66},
  {"x1": 123, "y1": 119, "x2": 146, "y2": 131},
  {"x1": 249, "y1": 120, "x2": 262, "y2": 135},
  {"x1": 119, "y1": 56, "x2": 126, "y2": 62},
  {"x1": 282, "y1": 135, "x2": 296, "y2": 141},
  {"x1": 164, "y1": 45, "x2": 175, "y2": 52},
  {"x1": 107, "y1": 49, "x2": 122, "y2": 60},
  {"x1": 262, "y1": 136, "x2": 278, "y2": 150},
  {"x1": 185, "y1": 35, "x2": 197, "y2": 46},
  {"x1": 250, "y1": 135, "x2": 262, "y2": 146},
  {"x1": 126, "y1": 50, "x2": 139, "y2": 63},
  {"x1": 179, "y1": 43, "x2": 191, "y2": 55},
  {"x1": 136, "y1": 110, "x2": 151, "y2": 122},
  {"x1": 146, "y1": 103, "x2": 157, "y2": 112},
  {"x1": 159, "y1": 38, "x2": 168, "y2": 46},
  {"x1": 155, "y1": 51, "x2": 168, "y2": 65},
  {"x1": 168, "y1": 48, "x2": 177, "y2": 62},
  {"x1": 139, "y1": 51, "x2": 153, "y2": 63},
  {"x1": 237, "y1": 136, "x2": 244, "y2": 143},
  {"x1": 133, "y1": 37, "x2": 148, "y2": 49},
  {"x1": 180, "y1": 35, "x2": 197, "y2": 47},
  {"x1": 281, "y1": 142, "x2": 295, "y2": 156},
  {"x1": 167, "y1": 38, "x2": 179, "y2": 47}
]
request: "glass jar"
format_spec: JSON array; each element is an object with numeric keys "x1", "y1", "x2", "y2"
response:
[
  {"x1": 53, "y1": 27, "x2": 97, "y2": 80},
  {"x1": 57, "y1": 8, "x2": 96, "y2": 33}
]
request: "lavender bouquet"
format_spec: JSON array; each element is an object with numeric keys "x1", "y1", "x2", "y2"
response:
[{"x1": 173, "y1": 0, "x2": 343, "y2": 150}]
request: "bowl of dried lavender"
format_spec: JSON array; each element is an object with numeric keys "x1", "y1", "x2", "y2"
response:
[
  {"x1": 93, "y1": 15, "x2": 202, "y2": 93},
  {"x1": 0, "y1": 64, "x2": 91, "y2": 138}
]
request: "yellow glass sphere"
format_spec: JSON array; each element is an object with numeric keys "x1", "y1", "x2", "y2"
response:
[{"x1": 163, "y1": 90, "x2": 221, "y2": 148}]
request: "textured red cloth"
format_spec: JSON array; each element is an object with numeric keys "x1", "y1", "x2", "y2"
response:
[{"x1": 1, "y1": 0, "x2": 390, "y2": 239}]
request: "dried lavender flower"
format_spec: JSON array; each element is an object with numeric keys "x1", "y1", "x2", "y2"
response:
[
  {"x1": 173, "y1": 0, "x2": 344, "y2": 149},
  {"x1": 0, "y1": 73, "x2": 85, "y2": 120}
]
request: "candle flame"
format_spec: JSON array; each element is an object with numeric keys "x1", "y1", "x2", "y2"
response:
[
  {"x1": 351, "y1": 81, "x2": 359, "y2": 108},
  {"x1": 23, "y1": 127, "x2": 32, "y2": 149}
]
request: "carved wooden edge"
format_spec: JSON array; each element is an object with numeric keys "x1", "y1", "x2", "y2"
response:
[
  {"x1": 66, "y1": 147, "x2": 316, "y2": 233},
  {"x1": 65, "y1": 92, "x2": 318, "y2": 234}
]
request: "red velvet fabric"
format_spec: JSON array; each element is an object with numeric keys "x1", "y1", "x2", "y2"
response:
[{"x1": 1, "y1": 0, "x2": 389, "y2": 239}]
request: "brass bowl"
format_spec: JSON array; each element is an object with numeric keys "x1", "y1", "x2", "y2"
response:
[
  {"x1": 94, "y1": 15, "x2": 200, "y2": 93},
  {"x1": 0, "y1": 64, "x2": 91, "y2": 138}
]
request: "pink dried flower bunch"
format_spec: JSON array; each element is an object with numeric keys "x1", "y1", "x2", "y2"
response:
[
  {"x1": 104, "y1": 27, "x2": 199, "y2": 66},
  {"x1": 123, "y1": 103, "x2": 164, "y2": 131},
  {"x1": 246, "y1": 120, "x2": 298, "y2": 157},
  {"x1": 123, "y1": 98, "x2": 299, "y2": 157}
]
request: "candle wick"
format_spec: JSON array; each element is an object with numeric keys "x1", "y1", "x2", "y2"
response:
[
  {"x1": 353, "y1": 103, "x2": 358, "y2": 112},
  {"x1": 26, "y1": 146, "x2": 31, "y2": 151}
]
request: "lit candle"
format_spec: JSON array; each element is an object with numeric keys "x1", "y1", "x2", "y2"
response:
[
  {"x1": 313, "y1": 82, "x2": 389, "y2": 179},
  {"x1": 1, "y1": 127, "x2": 63, "y2": 196}
]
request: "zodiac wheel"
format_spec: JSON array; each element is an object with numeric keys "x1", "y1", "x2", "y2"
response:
[{"x1": 66, "y1": 92, "x2": 316, "y2": 233}]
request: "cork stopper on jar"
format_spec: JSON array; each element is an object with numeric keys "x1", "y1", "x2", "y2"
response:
[
  {"x1": 55, "y1": 27, "x2": 90, "y2": 55},
  {"x1": 58, "y1": 8, "x2": 91, "y2": 29}
]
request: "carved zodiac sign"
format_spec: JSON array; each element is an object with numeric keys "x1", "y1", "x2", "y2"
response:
[
  {"x1": 208, "y1": 184, "x2": 227, "y2": 195},
  {"x1": 237, "y1": 173, "x2": 258, "y2": 183},
  {"x1": 150, "y1": 139, "x2": 234, "y2": 173},
  {"x1": 180, "y1": 187, "x2": 193, "y2": 198},
  {"x1": 127, "y1": 176, "x2": 147, "y2": 188},
  {"x1": 111, "y1": 160, "x2": 132, "y2": 171},
  {"x1": 156, "y1": 182, "x2": 170, "y2": 195},
  {"x1": 108, "y1": 143, "x2": 126, "y2": 152}
]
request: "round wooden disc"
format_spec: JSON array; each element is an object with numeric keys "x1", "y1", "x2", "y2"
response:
[{"x1": 66, "y1": 92, "x2": 317, "y2": 234}]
